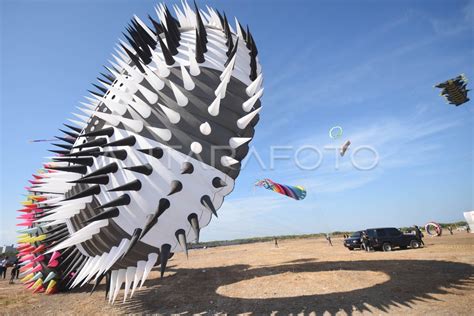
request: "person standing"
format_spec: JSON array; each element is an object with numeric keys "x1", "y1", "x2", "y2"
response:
[
  {"x1": 326, "y1": 233, "x2": 333, "y2": 246},
  {"x1": 0, "y1": 257, "x2": 8, "y2": 279},
  {"x1": 414, "y1": 225, "x2": 425, "y2": 247},
  {"x1": 361, "y1": 231, "x2": 370, "y2": 252},
  {"x1": 274, "y1": 237, "x2": 279, "y2": 248},
  {"x1": 9, "y1": 263, "x2": 19, "y2": 284}
]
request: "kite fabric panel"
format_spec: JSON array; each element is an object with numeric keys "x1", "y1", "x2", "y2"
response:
[
  {"x1": 16, "y1": 1, "x2": 263, "y2": 303},
  {"x1": 255, "y1": 179, "x2": 307, "y2": 200}
]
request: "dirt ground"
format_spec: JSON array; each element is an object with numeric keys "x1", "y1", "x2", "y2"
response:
[{"x1": 1, "y1": 232, "x2": 473, "y2": 315}]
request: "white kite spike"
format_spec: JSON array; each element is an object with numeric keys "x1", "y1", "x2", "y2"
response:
[
  {"x1": 169, "y1": 82, "x2": 189, "y2": 106},
  {"x1": 237, "y1": 107, "x2": 261, "y2": 129},
  {"x1": 208, "y1": 96, "x2": 221, "y2": 116},
  {"x1": 152, "y1": 51, "x2": 170, "y2": 77},
  {"x1": 133, "y1": 15, "x2": 156, "y2": 39},
  {"x1": 129, "y1": 95, "x2": 152, "y2": 118},
  {"x1": 146, "y1": 126, "x2": 172, "y2": 141},
  {"x1": 157, "y1": 103, "x2": 181, "y2": 124},
  {"x1": 112, "y1": 54, "x2": 143, "y2": 83},
  {"x1": 199, "y1": 122, "x2": 212, "y2": 135},
  {"x1": 67, "y1": 119, "x2": 86, "y2": 128},
  {"x1": 246, "y1": 73, "x2": 263, "y2": 96},
  {"x1": 180, "y1": 65, "x2": 195, "y2": 91},
  {"x1": 91, "y1": 111, "x2": 121, "y2": 126},
  {"x1": 114, "y1": 47, "x2": 129, "y2": 65},
  {"x1": 235, "y1": 17, "x2": 244, "y2": 38},
  {"x1": 101, "y1": 98, "x2": 128, "y2": 116},
  {"x1": 71, "y1": 112, "x2": 89, "y2": 123},
  {"x1": 112, "y1": 269, "x2": 126, "y2": 304},
  {"x1": 215, "y1": 70, "x2": 231, "y2": 99},
  {"x1": 221, "y1": 156, "x2": 240, "y2": 167},
  {"x1": 188, "y1": 47, "x2": 200, "y2": 76},
  {"x1": 108, "y1": 270, "x2": 118, "y2": 302},
  {"x1": 140, "y1": 253, "x2": 158, "y2": 289},
  {"x1": 229, "y1": 137, "x2": 252, "y2": 149},
  {"x1": 123, "y1": 266, "x2": 136, "y2": 302},
  {"x1": 131, "y1": 261, "x2": 146, "y2": 298},
  {"x1": 143, "y1": 66, "x2": 165, "y2": 91},
  {"x1": 120, "y1": 117, "x2": 144, "y2": 133},
  {"x1": 79, "y1": 102, "x2": 96, "y2": 111},
  {"x1": 219, "y1": 54, "x2": 237, "y2": 81},
  {"x1": 242, "y1": 88, "x2": 264, "y2": 112},
  {"x1": 136, "y1": 83, "x2": 158, "y2": 104}
]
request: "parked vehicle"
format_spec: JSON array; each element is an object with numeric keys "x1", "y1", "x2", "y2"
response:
[
  {"x1": 366, "y1": 227, "x2": 421, "y2": 251},
  {"x1": 343, "y1": 231, "x2": 362, "y2": 250}
]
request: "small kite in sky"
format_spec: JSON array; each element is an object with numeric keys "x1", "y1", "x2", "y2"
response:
[
  {"x1": 434, "y1": 74, "x2": 470, "y2": 106},
  {"x1": 255, "y1": 179, "x2": 307, "y2": 200}
]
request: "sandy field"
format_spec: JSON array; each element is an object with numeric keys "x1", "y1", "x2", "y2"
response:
[{"x1": 1, "y1": 232, "x2": 473, "y2": 315}]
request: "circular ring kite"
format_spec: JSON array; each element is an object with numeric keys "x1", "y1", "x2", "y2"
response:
[
  {"x1": 425, "y1": 222, "x2": 442, "y2": 237},
  {"x1": 329, "y1": 126, "x2": 343, "y2": 139}
]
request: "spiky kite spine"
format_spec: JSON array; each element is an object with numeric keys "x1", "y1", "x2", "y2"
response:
[{"x1": 16, "y1": 1, "x2": 263, "y2": 302}]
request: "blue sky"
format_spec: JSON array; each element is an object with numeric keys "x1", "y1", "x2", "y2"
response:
[{"x1": 1, "y1": 0, "x2": 473, "y2": 245}]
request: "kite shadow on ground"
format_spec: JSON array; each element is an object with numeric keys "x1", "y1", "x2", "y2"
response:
[{"x1": 121, "y1": 259, "x2": 474, "y2": 314}]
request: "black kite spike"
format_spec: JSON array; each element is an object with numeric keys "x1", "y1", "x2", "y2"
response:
[
  {"x1": 94, "y1": 194, "x2": 131, "y2": 210},
  {"x1": 163, "y1": 28, "x2": 179, "y2": 55},
  {"x1": 103, "y1": 135, "x2": 136, "y2": 147},
  {"x1": 65, "y1": 148, "x2": 101, "y2": 157},
  {"x1": 121, "y1": 228, "x2": 142, "y2": 259},
  {"x1": 188, "y1": 213, "x2": 200, "y2": 242},
  {"x1": 157, "y1": 34, "x2": 175, "y2": 66},
  {"x1": 64, "y1": 185, "x2": 101, "y2": 201},
  {"x1": 148, "y1": 15, "x2": 163, "y2": 35},
  {"x1": 124, "y1": 163, "x2": 153, "y2": 175},
  {"x1": 167, "y1": 180, "x2": 182, "y2": 196},
  {"x1": 63, "y1": 124, "x2": 82, "y2": 133},
  {"x1": 137, "y1": 147, "x2": 164, "y2": 159},
  {"x1": 212, "y1": 177, "x2": 227, "y2": 188},
  {"x1": 48, "y1": 149, "x2": 70, "y2": 155},
  {"x1": 201, "y1": 195, "x2": 218, "y2": 217},
  {"x1": 47, "y1": 165, "x2": 87, "y2": 174},
  {"x1": 59, "y1": 128, "x2": 79, "y2": 138},
  {"x1": 52, "y1": 143, "x2": 73, "y2": 150},
  {"x1": 55, "y1": 136, "x2": 75, "y2": 144},
  {"x1": 224, "y1": 38, "x2": 239, "y2": 67},
  {"x1": 92, "y1": 83, "x2": 108, "y2": 94},
  {"x1": 160, "y1": 243, "x2": 172, "y2": 278},
  {"x1": 181, "y1": 162, "x2": 194, "y2": 174},
  {"x1": 69, "y1": 174, "x2": 110, "y2": 185},
  {"x1": 84, "y1": 207, "x2": 120, "y2": 223},
  {"x1": 139, "y1": 198, "x2": 171, "y2": 239},
  {"x1": 74, "y1": 138, "x2": 107, "y2": 149},
  {"x1": 99, "y1": 150, "x2": 128, "y2": 161},
  {"x1": 81, "y1": 127, "x2": 114, "y2": 138},
  {"x1": 195, "y1": 29, "x2": 205, "y2": 63},
  {"x1": 90, "y1": 272, "x2": 106, "y2": 295},
  {"x1": 194, "y1": 1, "x2": 207, "y2": 43},
  {"x1": 53, "y1": 157, "x2": 94, "y2": 167},
  {"x1": 83, "y1": 162, "x2": 118, "y2": 179},
  {"x1": 175, "y1": 229, "x2": 188, "y2": 258},
  {"x1": 108, "y1": 179, "x2": 142, "y2": 192}
]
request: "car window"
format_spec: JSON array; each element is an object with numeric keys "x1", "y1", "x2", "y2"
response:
[
  {"x1": 376, "y1": 229, "x2": 386, "y2": 236},
  {"x1": 351, "y1": 231, "x2": 361, "y2": 238},
  {"x1": 367, "y1": 229, "x2": 376, "y2": 237},
  {"x1": 387, "y1": 228, "x2": 402, "y2": 236}
]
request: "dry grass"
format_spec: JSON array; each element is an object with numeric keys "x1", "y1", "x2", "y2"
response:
[{"x1": 1, "y1": 232, "x2": 473, "y2": 315}]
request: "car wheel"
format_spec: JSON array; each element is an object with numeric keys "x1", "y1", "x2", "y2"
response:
[
  {"x1": 348, "y1": 247, "x2": 354, "y2": 251},
  {"x1": 382, "y1": 243, "x2": 392, "y2": 252},
  {"x1": 410, "y1": 240, "x2": 420, "y2": 249}
]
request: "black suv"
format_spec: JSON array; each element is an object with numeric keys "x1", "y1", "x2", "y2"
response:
[
  {"x1": 366, "y1": 227, "x2": 421, "y2": 251},
  {"x1": 343, "y1": 231, "x2": 362, "y2": 250}
]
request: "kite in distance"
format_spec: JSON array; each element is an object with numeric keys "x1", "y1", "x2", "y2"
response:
[
  {"x1": 434, "y1": 74, "x2": 470, "y2": 106},
  {"x1": 255, "y1": 179, "x2": 307, "y2": 200}
]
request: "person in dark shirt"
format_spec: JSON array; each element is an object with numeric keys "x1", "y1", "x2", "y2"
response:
[
  {"x1": 414, "y1": 225, "x2": 425, "y2": 246},
  {"x1": 361, "y1": 231, "x2": 370, "y2": 252},
  {"x1": 9, "y1": 263, "x2": 19, "y2": 284}
]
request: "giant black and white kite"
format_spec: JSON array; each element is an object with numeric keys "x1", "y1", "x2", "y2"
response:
[{"x1": 16, "y1": 2, "x2": 263, "y2": 303}]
